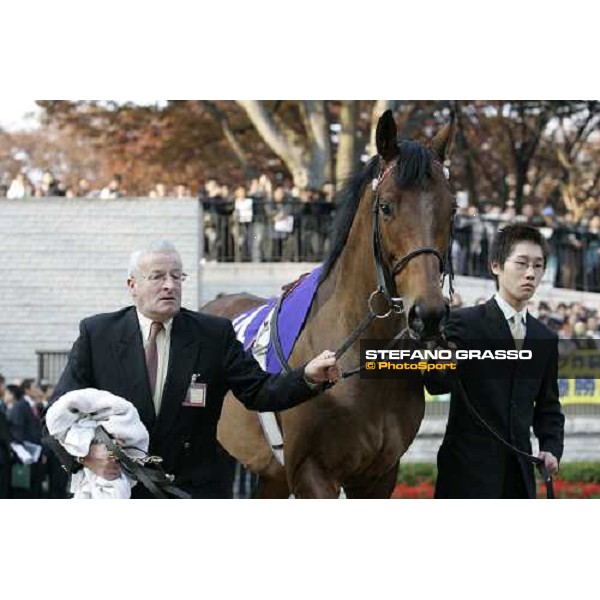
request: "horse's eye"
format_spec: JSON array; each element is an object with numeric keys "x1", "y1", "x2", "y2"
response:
[{"x1": 379, "y1": 202, "x2": 392, "y2": 217}]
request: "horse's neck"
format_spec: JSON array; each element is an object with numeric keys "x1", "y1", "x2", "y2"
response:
[{"x1": 309, "y1": 190, "x2": 402, "y2": 339}]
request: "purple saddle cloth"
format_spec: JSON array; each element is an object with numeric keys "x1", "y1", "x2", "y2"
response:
[{"x1": 232, "y1": 266, "x2": 322, "y2": 374}]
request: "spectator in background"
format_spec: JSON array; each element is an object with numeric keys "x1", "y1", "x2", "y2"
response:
[
  {"x1": 39, "y1": 382, "x2": 69, "y2": 498},
  {"x1": 4, "y1": 384, "x2": 38, "y2": 447},
  {"x1": 268, "y1": 186, "x2": 296, "y2": 262},
  {"x1": 37, "y1": 170, "x2": 65, "y2": 197},
  {"x1": 518, "y1": 203, "x2": 535, "y2": 223},
  {"x1": 7, "y1": 172, "x2": 32, "y2": 198},
  {"x1": 76, "y1": 178, "x2": 94, "y2": 197},
  {"x1": 248, "y1": 175, "x2": 272, "y2": 262},
  {"x1": 201, "y1": 179, "x2": 218, "y2": 261},
  {"x1": 583, "y1": 215, "x2": 600, "y2": 292},
  {"x1": 1, "y1": 373, "x2": 12, "y2": 498},
  {"x1": 452, "y1": 204, "x2": 472, "y2": 275},
  {"x1": 0, "y1": 394, "x2": 11, "y2": 497},
  {"x1": 233, "y1": 185, "x2": 253, "y2": 261},
  {"x1": 100, "y1": 174, "x2": 125, "y2": 199},
  {"x1": 174, "y1": 183, "x2": 190, "y2": 198},
  {"x1": 22, "y1": 379, "x2": 44, "y2": 498},
  {"x1": 468, "y1": 205, "x2": 493, "y2": 277},
  {"x1": 149, "y1": 182, "x2": 167, "y2": 198}
]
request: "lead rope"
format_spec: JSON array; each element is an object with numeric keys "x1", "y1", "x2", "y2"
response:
[{"x1": 453, "y1": 377, "x2": 554, "y2": 498}]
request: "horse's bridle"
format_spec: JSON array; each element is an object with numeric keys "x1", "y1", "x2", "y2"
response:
[{"x1": 370, "y1": 159, "x2": 454, "y2": 318}]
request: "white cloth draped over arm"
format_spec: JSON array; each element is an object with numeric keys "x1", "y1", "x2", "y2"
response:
[{"x1": 45, "y1": 388, "x2": 149, "y2": 499}]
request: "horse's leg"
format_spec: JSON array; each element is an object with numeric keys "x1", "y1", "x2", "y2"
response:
[
  {"x1": 343, "y1": 461, "x2": 399, "y2": 499},
  {"x1": 291, "y1": 459, "x2": 340, "y2": 499},
  {"x1": 253, "y1": 475, "x2": 290, "y2": 499}
]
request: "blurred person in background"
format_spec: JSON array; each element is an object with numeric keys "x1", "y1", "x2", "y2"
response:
[
  {"x1": 0, "y1": 374, "x2": 11, "y2": 497},
  {"x1": 100, "y1": 174, "x2": 125, "y2": 199},
  {"x1": 22, "y1": 379, "x2": 44, "y2": 498},
  {"x1": 7, "y1": 172, "x2": 32, "y2": 199}
]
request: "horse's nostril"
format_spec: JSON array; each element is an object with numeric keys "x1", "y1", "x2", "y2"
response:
[{"x1": 409, "y1": 305, "x2": 425, "y2": 333}]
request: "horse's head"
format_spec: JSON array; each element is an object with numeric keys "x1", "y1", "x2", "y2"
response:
[{"x1": 373, "y1": 110, "x2": 456, "y2": 341}]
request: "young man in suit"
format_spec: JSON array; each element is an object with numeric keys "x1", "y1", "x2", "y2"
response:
[
  {"x1": 47, "y1": 240, "x2": 339, "y2": 498},
  {"x1": 424, "y1": 224, "x2": 565, "y2": 498}
]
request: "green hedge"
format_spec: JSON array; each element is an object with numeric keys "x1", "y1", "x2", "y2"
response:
[{"x1": 398, "y1": 462, "x2": 600, "y2": 484}]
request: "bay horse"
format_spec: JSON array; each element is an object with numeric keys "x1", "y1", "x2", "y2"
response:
[{"x1": 204, "y1": 110, "x2": 456, "y2": 498}]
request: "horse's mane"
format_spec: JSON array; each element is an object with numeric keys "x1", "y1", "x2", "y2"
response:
[{"x1": 319, "y1": 140, "x2": 433, "y2": 283}]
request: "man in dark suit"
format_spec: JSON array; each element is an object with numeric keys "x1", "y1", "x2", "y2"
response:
[
  {"x1": 0, "y1": 374, "x2": 12, "y2": 498},
  {"x1": 424, "y1": 224, "x2": 564, "y2": 498},
  {"x1": 47, "y1": 240, "x2": 339, "y2": 498}
]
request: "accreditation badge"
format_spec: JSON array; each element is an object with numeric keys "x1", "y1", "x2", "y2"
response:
[{"x1": 182, "y1": 374, "x2": 207, "y2": 407}]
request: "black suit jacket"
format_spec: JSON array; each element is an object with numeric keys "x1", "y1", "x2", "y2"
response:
[
  {"x1": 0, "y1": 406, "x2": 12, "y2": 466},
  {"x1": 424, "y1": 298, "x2": 565, "y2": 498},
  {"x1": 48, "y1": 306, "x2": 317, "y2": 491}
]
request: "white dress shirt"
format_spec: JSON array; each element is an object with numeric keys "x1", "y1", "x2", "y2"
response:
[
  {"x1": 493, "y1": 292, "x2": 527, "y2": 338},
  {"x1": 136, "y1": 311, "x2": 173, "y2": 414}
]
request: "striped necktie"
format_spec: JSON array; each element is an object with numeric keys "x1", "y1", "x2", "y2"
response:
[
  {"x1": 146, "y1": 321, "x2": 164, "y2": 397},
  {"x1": 509, "y1": 314, "x2": 524, "y2": 351}
]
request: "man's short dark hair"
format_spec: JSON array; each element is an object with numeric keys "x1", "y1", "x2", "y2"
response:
[
  {"x1": 0, "y1": 373, "x2": 5, "y2": 386},
  {"x1": 21, "y1": 378, "x2": 35, "y2": 393},
  {"x1": 6, "y1": 384, "x2": 24, "y2": 401},
  {"x1": 489, "y1": 224, "x2": 549, "y2": 287}
]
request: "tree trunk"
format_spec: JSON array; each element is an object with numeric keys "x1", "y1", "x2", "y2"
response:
[
  {"x1": 301, "y1": 100, "x2": 331, "y2": 188},
  {"x1": 454, "y1": 101, "x2": 479, "y2": 207},
  {"x1": 335, "y1": 100, "x2": 359, "y2": 186},
  {"x1": 237, "y1": 100, "x2": 328, "y2": 190},
  {"x1": 203, "y1": 101, "x2": 254, "y2": 178}
]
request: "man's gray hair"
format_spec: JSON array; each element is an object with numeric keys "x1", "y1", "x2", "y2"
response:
[{"x1": 128, "y1": 240, "x2": 180, "y2": 277}]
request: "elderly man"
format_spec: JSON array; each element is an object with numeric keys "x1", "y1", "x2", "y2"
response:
[{"x1": 47, "y1": 240, "x2": 339, "y2": 498}]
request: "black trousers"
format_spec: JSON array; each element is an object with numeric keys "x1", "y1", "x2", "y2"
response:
[
  {"x1": 0, "y1": 462, "x2": 10, "y2": 499},
  {"x1": 501, "y1": 455, "x2": 527, "y2": 499}
]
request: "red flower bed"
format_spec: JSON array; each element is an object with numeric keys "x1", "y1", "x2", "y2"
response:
[
  {"x1": 392, "y1": 481, "x2": 434, "y2": 499},
  {"x1": 543, "y1": 480, "x2": 600, "y2": 499},
  {"x1": 391, "y1": 480, "x2": 600, "y2": 499}
]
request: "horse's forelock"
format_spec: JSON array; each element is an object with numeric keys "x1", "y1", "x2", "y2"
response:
[{"x1": 394, "y1": 140, "x2": 433, "y2": 188}]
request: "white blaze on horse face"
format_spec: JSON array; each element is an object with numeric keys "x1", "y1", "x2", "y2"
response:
[{"x1": 128, "y1": 252, "x2": 183, "y2": 322}]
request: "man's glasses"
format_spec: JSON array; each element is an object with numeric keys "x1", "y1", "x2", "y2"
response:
[
  {"x1": 138, "y1": 271, "x2": 188, "y2": 284},
  {"x1": 507, "y1": 260, "x2": 544, "y2": 273}
]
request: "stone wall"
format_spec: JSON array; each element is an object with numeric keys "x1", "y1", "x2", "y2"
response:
[{"x1": 0, "y1": 197, "x2": 200, "y2": 379}]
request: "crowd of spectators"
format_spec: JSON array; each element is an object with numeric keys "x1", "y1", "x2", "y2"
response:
[
  {"x1": 0, "y1": 375, "x2": 69, "y2": 499},
  {"x1": 449, "y1": 293, "x2": 600, "y2": 344},
  {"x1": 199, "y1": 175, "x2": 335, "y2": 263},
  {"x1": 0, "y1": 170, "x2": 193, "y2": 200},
  {"x1": 3, "y1": 169, "x2": 600, "y2": 290},
  {"x1": 451, "y1": 199, "x2": 600, "y2": 292}
]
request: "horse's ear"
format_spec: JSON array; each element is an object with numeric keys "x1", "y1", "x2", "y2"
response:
[
  {"x1": 430, "y1": 112, "x2": 456, "y2": 162},
  {"x1": 375, "y1": 110, "x2": 399, "y2": 162}
]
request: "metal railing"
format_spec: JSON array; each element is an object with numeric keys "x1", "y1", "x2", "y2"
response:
[
  {"x1": 201, "y1": 199, "x2": 600, "y2": 292},
  {"x1": 36, "y1": 351, "x2": 69, "y2": 385}
]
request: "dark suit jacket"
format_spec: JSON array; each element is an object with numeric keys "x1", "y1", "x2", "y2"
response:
[
  {"x1": 424, "y1": 298, "x2": 565, "y2": 499},
  {"x1": 7, "y1": 399, "x2": 40, "y2": 446},
  {"x1": 48, "y1": 306, "x2": 318, "y2": 493},
  {"x1": 0, "y1": 406, "x2": 12, "y2": 466}
]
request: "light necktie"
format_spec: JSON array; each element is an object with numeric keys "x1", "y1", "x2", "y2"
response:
[
  {"x1": 510, "y1": 314, "x2": 524, "y2": 351},
  {"x1": 146, "y1": 321, "x2": 164, "y2": 398}
]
